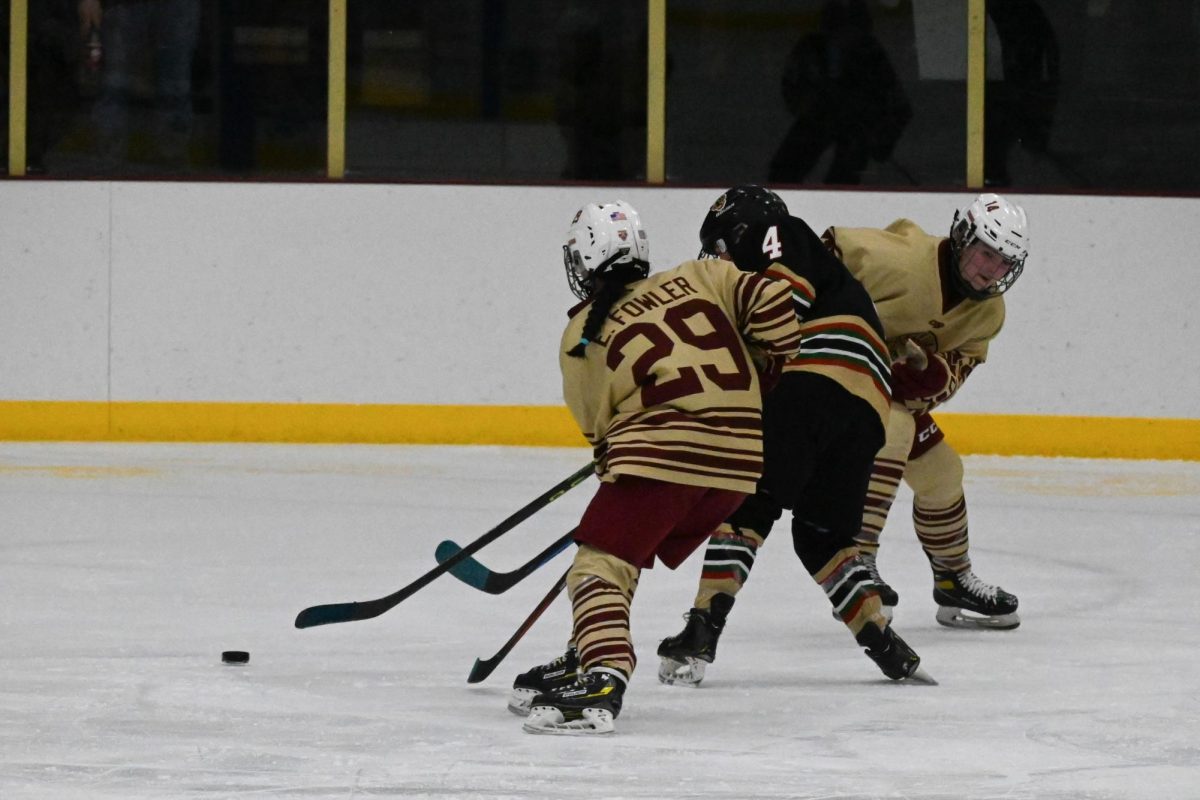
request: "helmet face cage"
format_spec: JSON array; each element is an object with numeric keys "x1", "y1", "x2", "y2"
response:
[
  {"x1": 562, "y1": 201, "x2": 650, "y2": 301},
  {"x1": 949, "y1": 193, "x2": 1029, "y2": 299},
  {"x1": 562, "y1": 243, "x2": 592, "y2": 300},
  {"x1": 698, "y1": 185, "x2": 788, "y2": 266}
]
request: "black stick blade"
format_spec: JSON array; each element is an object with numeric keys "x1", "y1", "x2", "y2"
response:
[
  {"x1": 467, "y1": 655, "x2": 500, "y2": 684},
  {"x1": 295, "y1": 603, "x2": 356, "y2": 629},
  {"x1": 294, "y1": 600, "x2": 389, "y2": 628}
]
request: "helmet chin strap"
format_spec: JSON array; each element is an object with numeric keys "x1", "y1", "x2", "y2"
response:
[
  {"x1": 594, "y1": 249, "x2": 649, "y2": 286},
  {"x1": 595, "y1": 248, "x2": 631, "y2": 273},
  {"x1": 947, "y1": 236, "x2": 994, "y2": 302}
]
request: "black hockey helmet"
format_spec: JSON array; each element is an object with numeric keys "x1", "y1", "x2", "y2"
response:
[{"x1": 698, "y1": 185, "x2": 789, "y2": 271}]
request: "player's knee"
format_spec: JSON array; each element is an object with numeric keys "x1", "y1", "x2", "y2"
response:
[
  {"x1": 882, "y1": 404, "x2": 918, "y2": 454},
  {"x1": 789, "y1": 517, "x2": 843, "y2": 574},
  {"x1": 907, "y1": 440, "x2": 964, "y2": 499},
  {"x1": 567, "y1": 544, "x2": 639, "y2": 599},
  {"x1": 728, "y1": 492, "x2": 783, "y2": 540}
]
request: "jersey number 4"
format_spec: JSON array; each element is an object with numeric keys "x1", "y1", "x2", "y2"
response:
[
  {"x1": 762, "y1": 225, "x2": 783, "y2": 259},
  {"x1": 606, "y1": 298, "x2": 753, "y2": 406}
]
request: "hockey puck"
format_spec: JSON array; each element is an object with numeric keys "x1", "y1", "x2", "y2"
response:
[{"x1": 221, "y1": 650, "x2": 250, "y2": 665}]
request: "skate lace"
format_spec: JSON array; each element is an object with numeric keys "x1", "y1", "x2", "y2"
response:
[
  {"x1": 861, "y1": 553, "x2": 884, "y2": 583},
  {"x1": 959, "y1": 570, "x2": 999, "y2": 601},
  {"x1": 544, "y1": 648, "x2": 576, "y2": 671}
]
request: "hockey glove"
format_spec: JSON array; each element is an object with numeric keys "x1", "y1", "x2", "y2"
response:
[{"x1": 890, "y1": 342, "x2": 950, "y2": 405}]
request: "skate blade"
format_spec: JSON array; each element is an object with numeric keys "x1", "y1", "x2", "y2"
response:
[
  {"x1": 905, "y1": 666, "x2": 939, "y2": 685},
  {"x1": 507, "y1": 688, "x2": 538, "y2": 716},
  {"x1": 936, "y1": 606, "x2": 1020, "y2": 630},
  {"x1": 523, "y1": 706, "x2": 615, "y2": 735},
  {"x1": 657, "y1": 656, "x2": 706, "y2": 687}
]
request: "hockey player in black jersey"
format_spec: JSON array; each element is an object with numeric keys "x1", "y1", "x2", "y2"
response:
[{"x1": 658, "y1": 185, "x2": 935, "y2": 686}]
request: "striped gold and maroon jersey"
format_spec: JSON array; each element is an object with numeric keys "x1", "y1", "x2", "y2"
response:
[
  {"x1": 823, "y1": 219, "x2": 1005, "y2": 408},
  {"x1": 560, "y1": 259, "x2": 803, "y2": 493},
  {"x1": 755, "y1": 215, "x2": 893, "y2": 427}
]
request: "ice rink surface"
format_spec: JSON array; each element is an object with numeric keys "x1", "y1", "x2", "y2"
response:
[{"x1": 1, "y1": 442, "x2": 1198, "y2": 800}]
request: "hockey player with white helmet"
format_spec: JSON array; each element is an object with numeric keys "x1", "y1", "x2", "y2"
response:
[
  {"x1": 946, "y1": 193, "x2": 1028, "y2": 299},
  {"x1": 829, "y1": 192, "x2": 1027, "y2": 629},
  {"x1": 512, "y1": 199, "x2": 803, "y2": 734}
]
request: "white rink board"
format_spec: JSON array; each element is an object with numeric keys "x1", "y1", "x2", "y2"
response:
[{"x1": 1, "y1": 182, "x2": 1197, "y2": 418}]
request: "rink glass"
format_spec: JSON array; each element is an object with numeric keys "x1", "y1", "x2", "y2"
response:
[{"x1": 3, "y1": 0, "x2": 1199, "y2": 192}]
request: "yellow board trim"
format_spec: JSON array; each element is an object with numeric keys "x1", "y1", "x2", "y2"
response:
[
  {"x1": 0, "y1": 402, "x2": 1197, "y2": 461},
  {"x1": 0, "y1": 401, "x2": 585, "y2": 447},
  {"x1": 931, "y1": 414, "x2": 1200, "y2": 461}
]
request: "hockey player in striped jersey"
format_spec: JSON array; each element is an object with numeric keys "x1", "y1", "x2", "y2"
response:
[
  {"x1": 658, "y1": 185, "x2": 932, "y2": 688},
  {"x1": 823, "y1": 193, "x2": 1027, "y2": 629},
  {"x1": 516, "y1": 200, "x2": 803, "y2": 734}
]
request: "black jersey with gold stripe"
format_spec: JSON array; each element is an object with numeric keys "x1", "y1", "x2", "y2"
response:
[{"x1": 756, "y1": 215, "x2": 892, "y2": 427}]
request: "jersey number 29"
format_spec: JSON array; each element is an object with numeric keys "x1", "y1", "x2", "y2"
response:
[{"x1": 606, "y1": 298, "x2": 753, "y2": 406}]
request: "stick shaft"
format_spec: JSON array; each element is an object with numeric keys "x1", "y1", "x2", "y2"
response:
[
  {"x1": 436, "y1": 528, "x2": 576, "y2": 594},
  {"x1": 295, "y1": 463, "x2": 593, "y2": 628},
  {"x1": 467, "y1": 569, "x2": 570, "y2": 684}
]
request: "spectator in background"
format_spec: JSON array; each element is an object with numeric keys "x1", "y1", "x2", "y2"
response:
[
  {"x1": 985, "y1": 0, "x2": 1059, "y2": 186},
  {"x1": 769, "y1": 0, "x2": 911, "y2": 185},
  {"x1": 79, "y1": 0, "x2": 201, "y2": 170},
  {"x1": 25, "y1": 1, "x2": 86, "y2": 174},
  {"x1": 553, "y1": 5, "x2": 647, "y2": 180}
]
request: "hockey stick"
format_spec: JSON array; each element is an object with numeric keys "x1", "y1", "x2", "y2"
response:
[
  {"x1": 294, "y1": 462, "x2": 594, "y2": 629},
  {"x1": 435, "y1": 527, "x2": 576, "y2": 594},
  {"x1": 467, "y1": 568, "x2": 570, "y2": 684}
]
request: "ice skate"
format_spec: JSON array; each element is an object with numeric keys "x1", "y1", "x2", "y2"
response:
[
  {"x1": 523, "y1": 669, "x2": 626, "y2": 735},
  {"x1": 933, "y1": 569, "x2": 1020, "y2": 630},
  {"x1": 656, "y1": 594, "x2": 733, "y2": 687},
  {"x1": 862, "y1": 552, "x2": 899, "y2": 609},
  {"x1": 856, "y1": 623, "x2": 937, "y2": 684},
  {"x1": 509, "y1": 646, "x2": 579, "y2": 715}
]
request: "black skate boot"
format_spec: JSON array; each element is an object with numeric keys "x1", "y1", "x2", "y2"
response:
[
  {"x1": 856, "y1": 623, "x2": 935, "y2": 683},
  {"x1": 523, "y1": 668, "x2": 626, "y2": 735},
  {"x1": 862, "y1": 552, "x2": 899, "y2": 609},
  {"x1": 933, "y1": 569, "x2": 1020, "y2": 630},
  {"x1": 656, "y1": 593, "x2": 734, "y2": 687},
  {"x1": 509, "y1": 646, "x2": 579, "y2": 715}
]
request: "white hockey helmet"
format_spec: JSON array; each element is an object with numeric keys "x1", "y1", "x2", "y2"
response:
[
  {"x1": 562, "y1": 200, "x2": 650, "y2": 300},
  {"x1": 949, "y1": 193, "x2": 1029, "y2": 299}
]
